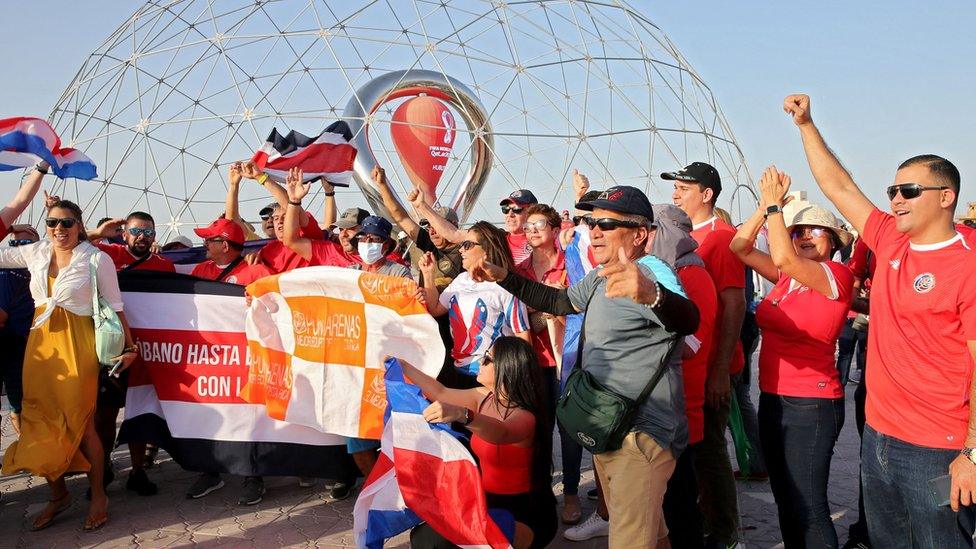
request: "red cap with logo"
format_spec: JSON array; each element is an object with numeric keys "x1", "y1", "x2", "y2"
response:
[{"x1": 194, "y1": 218, "x2": 245, "y2": 245}]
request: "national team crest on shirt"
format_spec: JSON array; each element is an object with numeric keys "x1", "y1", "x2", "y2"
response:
[{"x1": 913, "y1": 272, "x2": 935, "y2": 293}]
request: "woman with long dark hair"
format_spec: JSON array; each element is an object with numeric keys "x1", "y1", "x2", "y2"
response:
[
  {"x1": 400, "y1": 336, "x2": 558, "y2": 549},
  {"x1": 418, "y1": 221, "x2": 531, "y2": 388},
  {"x1": 730, "y1": 167, "x2": 854, "y2": 547},
  {"x1": 0, "y1": 199, "x2": 139, "y2": 531}
]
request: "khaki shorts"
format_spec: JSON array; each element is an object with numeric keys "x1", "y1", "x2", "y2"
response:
[{"x1": 593, "y1": 431, "x2": 676, "y2": 549}]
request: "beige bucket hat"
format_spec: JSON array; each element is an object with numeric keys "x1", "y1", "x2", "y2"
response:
[{"x1": 787, "y1": 203, "x2": 853, "y2": 248}]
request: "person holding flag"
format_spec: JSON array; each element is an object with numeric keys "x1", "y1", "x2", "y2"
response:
[
  {"x1": 398, "y1": 336, "x2": 557, "y2": 549},
  {"x1": 1, "y1": 161, "x2": 48, "y2": 240}
]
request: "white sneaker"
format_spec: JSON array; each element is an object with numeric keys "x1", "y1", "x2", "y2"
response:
[{"x1": 563, "y1": 511, "x2": 609, "y2": 541}]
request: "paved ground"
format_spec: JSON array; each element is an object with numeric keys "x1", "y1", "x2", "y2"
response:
[{"x1": 0, "y1": 365, "x2": 863, "y2": 548}]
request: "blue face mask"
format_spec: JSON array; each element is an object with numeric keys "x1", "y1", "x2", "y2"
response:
[{"x1": 357, "y1": 241, "x2": 385, "y2": 265}]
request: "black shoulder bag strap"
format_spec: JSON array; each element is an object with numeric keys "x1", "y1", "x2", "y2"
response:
[
  {"x1": 575, "y1": 278, "x2": 679, "y2": 406},
  {"x1": 121, "y1": 253, "x2": 152, "y2": 272},
  {"x1": 216, "y1": 256, "x2": 246, "y2": 282}
]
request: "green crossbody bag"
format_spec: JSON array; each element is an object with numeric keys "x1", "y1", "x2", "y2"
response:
[
  {"x1": 89, "y1": 254, "x2": 126, "y2": 366},
  {"x1": 555, "y1": 288, "x2": 676, "y2": 454}
]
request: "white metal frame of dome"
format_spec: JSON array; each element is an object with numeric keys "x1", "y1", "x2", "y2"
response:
[{"x1": 41, "y1": 0, "x2": 754, "y2": 241}]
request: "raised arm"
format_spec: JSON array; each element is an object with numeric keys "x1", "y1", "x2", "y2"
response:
[
  {"x1": 87, "y1": 217, "x2": 125, "y2": 242},
  {"x1": 785, "y1": 94, "x2": 874, "y2": 235},
  {"x1": 760, "y1": 167, "x2": 836, "y2": 298},
  {"x1": 243, "y1": 161, "x2": 313, "y2": 230},
  {"x1": 408, "y1": 186, "x2": 466, "y2": 244},
  {"x1": 281, "y1": 168, "x2": 313, "y2": 260},
  {"x1": 374, "y1": 165, "x2": 421, "y2": 240},
  {"x1": 321, "y1": 178, "x2": 337, "y2": 229},
  {"x1": 731, "y1": 204, "x2": 779, "y2": 284},
  {"x1": 1, "y1": 162, "x2": 48, "y2": 229},
  {"x1": 418, "y1": 252, "x2": 448, "y2": 316}
]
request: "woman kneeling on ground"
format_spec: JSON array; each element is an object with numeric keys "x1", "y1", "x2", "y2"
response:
[{"x1": 399, "y1": 336, "x2": 557, "y2": 549}]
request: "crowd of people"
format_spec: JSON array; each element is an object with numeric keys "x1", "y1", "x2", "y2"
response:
[{"x1": 1, "y1": 93, "x2": 976, "y2": 548}]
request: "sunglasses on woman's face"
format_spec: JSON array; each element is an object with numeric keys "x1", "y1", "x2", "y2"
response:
[
  {"x1": 790, "y1": 226, "x2": 828, "y2": 240},
  {"x1": 581, "y1": 217, "x2": 642, "y2": 231},
  {"x1": 523, "y1": 220, "x2": 551, "y2": 233},
  {"x1": 45, "y1": 217, "x2": 77, "y2": 229},
  {"x1": 460, "y1": 240, "x2": 482, "y2": 251},
  {"x1": 886, "y1": 183, "x2": 949, "y2": 201}
]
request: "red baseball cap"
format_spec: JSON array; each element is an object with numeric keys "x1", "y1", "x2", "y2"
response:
[{"x1": 194, "y1": 218, "x2": 245, "y2": 245}]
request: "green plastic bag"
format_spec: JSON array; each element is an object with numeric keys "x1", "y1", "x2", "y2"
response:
[{"x1": 728, "y1": 390, "x2": 757, "y2": 477}]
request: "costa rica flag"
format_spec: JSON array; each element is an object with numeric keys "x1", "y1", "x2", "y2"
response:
[{"x1": 251, "y1": 120, "x2": 356, "y2": 187}]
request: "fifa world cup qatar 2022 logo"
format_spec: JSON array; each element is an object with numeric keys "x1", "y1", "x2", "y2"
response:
[{"x1": 343, "y1": 69, "x2": 493, "y2": 226}]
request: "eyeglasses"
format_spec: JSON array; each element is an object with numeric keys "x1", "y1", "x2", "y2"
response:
[
  {"x1": 790, "y1": 226, "x2": 829, "y2": 239},
  {"x1": 8, "y1": 239, "x2": 35, "y2": 247},
  {"x1": 581, "y1": 217, "x2": 643, "y2": 231},
  {"x1": 358, "y1": 234, "x2": 386, "y2": 244},
  {"x1": 482, "y1": 354, "x2": 493, "y2": 366},
  {"x1": 204, "y1": 238, "x2": 226, "y2": 245},
  {"x1": 523, "y1": 220, "x2": 551, "y2": 233},
  {"x1": 501, "y1": 205, "x2": 524, "y2": 215},
  {"x1": 572, "y1": 215, "x2": 591, "y2": 225},
  {"x1": 460, "y1": 240, "x2": 482, "y2": 251},
  {"x1": 886, "y1": 183, "x2": 949, "y2": 201},
  {"x1": 45, "y1": 217, "x2": 77, "y2": 229},
  {"x1": 260, "y1": 213, "x2": 272, "y2": 221},
  {"x1": 128, "y1": 227, "x2": 156, "y2": 238}
]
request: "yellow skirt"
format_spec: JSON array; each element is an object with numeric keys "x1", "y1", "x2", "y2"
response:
[{"x1": 1, "y1": 299, "x2": 98, "y2": 480}]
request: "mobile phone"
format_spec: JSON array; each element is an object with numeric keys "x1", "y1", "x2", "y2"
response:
[
  {"x1": 108, "y1": 359, "x2": 124, "y2": 378},
  {"x1": 929, "y1": 474, "x2": 952, "y2": 507}
]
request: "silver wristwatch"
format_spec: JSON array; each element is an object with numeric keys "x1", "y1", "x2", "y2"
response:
[{"x1": 961, "y1": 447, "x2": 976, "y2": 465}]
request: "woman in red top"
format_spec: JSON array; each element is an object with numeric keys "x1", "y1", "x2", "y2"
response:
[
  {"x1": 730, "y1": 167, "x2": 854, "y2": 548},
  {"x1": 514, "y1": 204, "x2": 566, "y2": 422},
  {"x1": 399, "y1": 336, "x2": 557, "y2": 549}
]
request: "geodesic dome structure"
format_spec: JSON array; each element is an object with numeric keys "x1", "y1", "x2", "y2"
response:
[{"x1": 43, "y1": 0, "x2": 753, "y2": 241}]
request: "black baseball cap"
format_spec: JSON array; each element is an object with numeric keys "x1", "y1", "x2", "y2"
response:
[
  {"x1": 661, "y1": 162, "x2": 722, "y2": 195},
  {"x1": 499, "y1": 189, "x2": 538, "y2": 207},
  {"x1": 355, "y1": 216, "x2": 394, "y2": 241},
  {"x1": 576, "y1": 185, "x2": 654, "y2": 222}
]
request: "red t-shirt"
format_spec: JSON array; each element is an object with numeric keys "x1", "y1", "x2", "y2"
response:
[
  {"x1": 678, "y1": 264, "x2": 717, "y2": 445},
  {"x1": 299, "y1": 211, "x2": 325, "y2": 240},
  {"x1": 847, "y1": 238, "x2": 876, "y2": 282},
  {"x1": 690, "y1": 216, "x2": 745, "y2": 375},
  {"x1": 191, "y1": 260, "x2": 271, "y2": 286},
  {"x1": 259, "y1": 239, "x2": 354, "y2": 273},
  {"x1": 756, "y1": 261, "x2": 854, "y2": 399},
  {"x1": 507, "y1": 232, "x2": 532, "y2": 265},
  {"x1": 862, "y1": 209, "x2": 976, "y2": 449},
  {"x1": 95, "y1": 242, "x2": 175, "y2": 272},
  {"x1": 514, "y1": 251, "x2": 568, "y2": 368}
]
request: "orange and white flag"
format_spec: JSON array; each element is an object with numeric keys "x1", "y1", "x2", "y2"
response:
[{"x1": 241, "y1": 266, "x2": 444, "y2": 439}]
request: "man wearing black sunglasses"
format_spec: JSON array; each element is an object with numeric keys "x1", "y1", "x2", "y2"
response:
[
  {"x1": 785, "y1": 93, "x2": 976, "y2": 546},
  {"x1": 87, "y1": 210, "x2": 175, "y2": 499},
  {"x1": 472, "y1": 185, "x2": 700, "y2": 548}
]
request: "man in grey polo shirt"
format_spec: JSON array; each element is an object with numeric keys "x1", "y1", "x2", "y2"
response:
[{"x1": 475, "y1": 185, "x2": 699, "y2": 548}]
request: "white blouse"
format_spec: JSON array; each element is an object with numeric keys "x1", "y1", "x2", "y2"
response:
[{"x1": 0, "y1": 239, "x2": 124, "y2": 328}]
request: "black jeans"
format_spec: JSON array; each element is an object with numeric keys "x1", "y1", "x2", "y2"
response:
[
  {"x1": 835, "y1": 319, "x2": 867, "y2": 386},
  {"x1": 663, "y1": 443, "x2": 704, "y2": 549},
  {"x1": 759, "y1": 393, "x2": 844, "y2": 548}
]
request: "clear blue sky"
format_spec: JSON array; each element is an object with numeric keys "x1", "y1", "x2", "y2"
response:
[{"x1": 4, "y1": 1, "x2": 975, "y2": 219}]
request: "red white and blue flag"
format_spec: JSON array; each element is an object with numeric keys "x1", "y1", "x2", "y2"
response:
[
  {"x1": 0, "y1": 117, "x2": 97, "y2": 180},
  {"x1": 251, "y1": 120, "x2": 356, "y2": 186},
  {"x1": 353, "y1": 358, "x2": 513, "y2": 548}
]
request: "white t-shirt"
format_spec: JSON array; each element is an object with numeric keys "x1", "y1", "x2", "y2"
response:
[{"x1": 439, "y1": 272, "x2": 528, "y2": 375}]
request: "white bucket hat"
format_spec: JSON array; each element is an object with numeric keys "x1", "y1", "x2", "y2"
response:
[{"x1": 787, "y1": 204, "x2": 852, "y2": 248}]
